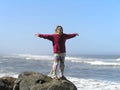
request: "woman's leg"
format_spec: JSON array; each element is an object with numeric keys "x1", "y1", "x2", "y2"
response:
[
  {"x1": 49, "y1": 54, "x2": 60, "y2": 78},
  {"x1": 59, "y1": 53, "x2": 66, "y2": 77}
]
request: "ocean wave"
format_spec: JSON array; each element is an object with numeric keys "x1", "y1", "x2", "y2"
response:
[
  {"x1": 67, "y1": 57, "x2": 120, "y2": 66},
  {"x1": 71, "y1": 60, "x2": 120, "y2": 66},
  {"x1": 3, "y1": 54, "x2": 81, "y2": 61},
  {"x1": 18, "y1": 54, "x2": 53, "y2": 60},
  {"x1": 67, "y1": 77, "x2": 120, "y2": 90},
  {"x1": 116, "y1": 58, "x2": 120, "y2": 61},
  {"x1": 3, "y1": 54, "x2": 120, "y2": 66},
  {"x1": 18, "y1": 54, "x2": 82, "y2": 61},
  {"x1": 85, "y1": 61, "x2": 120, "y2": 66},
  {"x1": 0, "y1": 73, "x2": 18, "y2": 78},
  {"x1": 3, "y1": 54, "x2": 53, "y2": 60}
]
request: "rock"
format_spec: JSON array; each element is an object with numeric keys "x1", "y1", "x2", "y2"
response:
[
  {"x1": 14, "y1": 71, "x2": 77, "y2": 90},
  {"x1": 0, "y1": 71, "x2": 77, "y2": 90},
  {"x1": 0, "y1": 76, "x2": 16, "y2": 90}
]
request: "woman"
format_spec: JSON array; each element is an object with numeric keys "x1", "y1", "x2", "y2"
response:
[{"x1": 35, "y1": 25, "x2": 78, "y2": 79}]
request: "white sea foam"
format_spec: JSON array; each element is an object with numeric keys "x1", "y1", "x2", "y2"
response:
[
  {"x1": 67, "y1": 77, "x2": 120, "y2": 90},
  {"x1": 17, "y1": 54, "x2": 53, "y2": 60},
  {"x1": 3, "y1": 54, "x2": 53, "y2": 60},
  {"x1": 85, "y1": 61, "x2": 120, "y2": 66},
  {"x1": 71, "y1": 60, "x2": 120, "y2": 66},
  {"x1": 68, "y1": 57, "x2": 120, "y2": 66},
  {"x1": 116, "y1": 58, "x2": 120, "y2": 61},
  {"x1": 0, "y1": 73, "x2": 18, "y2": 78}
]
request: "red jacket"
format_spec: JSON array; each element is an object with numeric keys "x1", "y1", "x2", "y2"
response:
[{"x1": 38, "y1": 33, "x2": 77, "y2": 53}]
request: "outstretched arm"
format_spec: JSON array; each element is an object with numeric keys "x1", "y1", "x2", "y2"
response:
[
  {"x1": 35, "y1": 33, "x2": 53, "y2": 41},
  {"x1": 65, "y1": 33, "x2": 79, "y2": 39}
]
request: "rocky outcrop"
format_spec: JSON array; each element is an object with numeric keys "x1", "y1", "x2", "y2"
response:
[{"x1": 0, "y1": 71, "x2": 77, "y2": 90}]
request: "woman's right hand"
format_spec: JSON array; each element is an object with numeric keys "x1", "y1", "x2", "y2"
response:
[{"x1": 35, "y1": 33, "x2": 40, "y2": 37}]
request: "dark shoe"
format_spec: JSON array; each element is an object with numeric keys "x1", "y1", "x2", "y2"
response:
[{"x1": 59, "y1": 76, "x2": 67, "y2": 80}]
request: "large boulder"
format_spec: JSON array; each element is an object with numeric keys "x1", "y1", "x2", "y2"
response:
[{"x1": 14, "y1": 71, "x2": 77, "y2": 90}]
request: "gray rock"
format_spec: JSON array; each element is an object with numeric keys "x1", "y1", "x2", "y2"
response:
[
  {"x1": 14, "y1": 71, "x2": 77, "y2": 90},
  {"x1": 0, "y1": 71, "x2": 77, "y2": 90}
]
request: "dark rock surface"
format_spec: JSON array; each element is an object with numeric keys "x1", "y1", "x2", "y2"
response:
[
  {"x1": 0, "y1": 71, "x2": 77, "y2": 90},
  {"x1": 0, "y1": 76, "x2": 16, "y2": 90}
]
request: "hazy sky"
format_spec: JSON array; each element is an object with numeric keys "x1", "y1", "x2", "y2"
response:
[{"x1": 0, "y1": 0, "x2": 120, "y2": 55}]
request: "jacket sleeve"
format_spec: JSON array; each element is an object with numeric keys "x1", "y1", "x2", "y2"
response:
[
  {"x1": 65, "y1": 33, "x2": 77, "y2": 39},
  {"x1": 38, "y1": 34, "x2": 54, "y2": 41}
]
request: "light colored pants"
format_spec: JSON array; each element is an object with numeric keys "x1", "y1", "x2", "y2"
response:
[{"x1": 49, "y1": 53, "x2": 66, "y2": 77}]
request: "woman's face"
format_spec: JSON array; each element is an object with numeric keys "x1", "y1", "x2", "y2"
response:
[{"x1": 56, "y1": 27, "x2": 63, "y2": 35}]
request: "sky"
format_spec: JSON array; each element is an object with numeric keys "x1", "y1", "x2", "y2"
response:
[{"x1": 0, "y1": 0, "x2": 120, "y2": 55}]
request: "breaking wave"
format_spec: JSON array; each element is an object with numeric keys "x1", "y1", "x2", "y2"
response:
[{"x1": 3, "y1": 54, "x2": 120, "y2": 66}]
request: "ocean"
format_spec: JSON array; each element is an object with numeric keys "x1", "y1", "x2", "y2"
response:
[{"x1": 0, "y1": 54, "x2": 120, "y2": 90}]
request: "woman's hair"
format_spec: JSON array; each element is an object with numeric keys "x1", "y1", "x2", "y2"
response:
[{"x1": 55, "y1": 25, "x2": 63, "y2": 33}]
